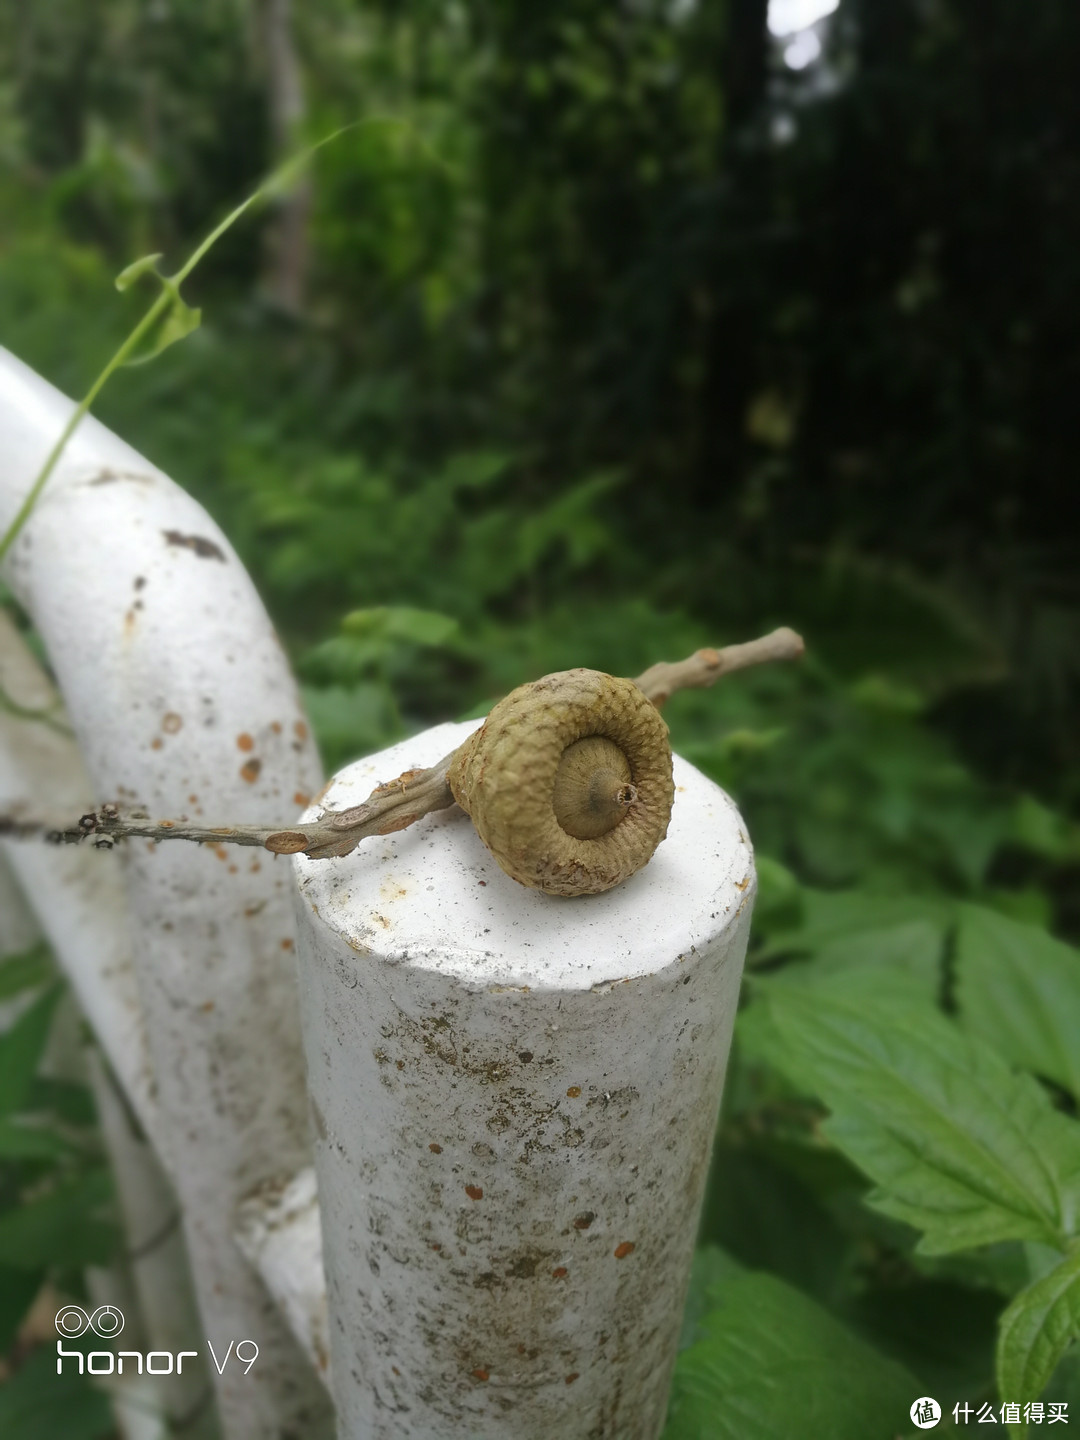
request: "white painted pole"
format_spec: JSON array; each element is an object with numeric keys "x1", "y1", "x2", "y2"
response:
[
  {"x1": 0, "y1": 610, "x2": 156, "y2": 1129},
  {"x1": 0, "y1": 348, "x2": 332, "y2": 1438},
  {"x1": 0, "y1": 850, "x2": 42, "y2": 1030},
  {"x1": 235, "y1": 1165, "x2": 332, "y2": 1388},
  {"x1": 293, "y1": 721, "x2": 756, "y2": 1440},
  {"x1": 0, "y1": 849, "x2": 38, "y2": 954},
  {"x1": 86, "y1": 1050, "x2": 219, "y2": 1440}
]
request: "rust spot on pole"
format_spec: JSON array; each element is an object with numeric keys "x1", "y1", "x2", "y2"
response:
[{"x1": 162, "y1": 529, "x2": 226, "y2": 562}]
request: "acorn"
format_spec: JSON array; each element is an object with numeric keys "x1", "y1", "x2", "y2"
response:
[{"x1": 447, "y1": 669, "x2": 674, "y2": 896}]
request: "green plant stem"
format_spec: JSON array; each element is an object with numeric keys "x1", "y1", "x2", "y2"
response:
[
  {"x1": 0, "y1": 683, "x2": 73, "y2": 737},
  {"x1": 0, "y1": 122, "x2": 365, "y2": 570},
  {"x1": 0, "y1": 290, "x2": 172, "y2": 568}
]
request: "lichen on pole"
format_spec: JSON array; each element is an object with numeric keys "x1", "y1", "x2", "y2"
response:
[{"x1": 293, "y1": 719, "x2": 755, "y2": 1439}]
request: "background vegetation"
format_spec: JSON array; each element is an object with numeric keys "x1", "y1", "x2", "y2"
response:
[{"x1": 1, "y1": 1, "x2": 1079, "y2": 1436}]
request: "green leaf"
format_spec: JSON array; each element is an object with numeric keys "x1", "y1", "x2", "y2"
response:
[
  {"x1": 340, "y1": 605, "x2": 459, "y2": 647},
  {"x1": 123, "y1": 287, "x2": 202, "y2": 366},
  {"x1": 0, "y1": 1168, "x2": 115, "y2": 1268},
  {"x1": 25, "y1": 1077, "x2": 95, "y2": 1128},
  {"x1": 956, "y1": 906, "x2": 1080, "y2": 1099},
  {"x1": 757, "y1": 888, "x2": 949, "y2": 961},
  {"x1": 114, "y1": 251, "x2": 164, "y2": 291},
  {"x1": 765, "y1": 918, "x2": 945, "y2": 1004},
  {"x1": 696, "y1": 1141, "x2": 849, "y2": 1305},
  {"x1": 300, "y1": 682, "x2": 402, "y2": 772},
  {"x1": 997, "y1": 1244, "x2": 1080, "y2": 1406},
  {"x1": 679, "y1": 1245, "x2": 745, "y2": 1350},
  {"x1": 0, "y1": 1120, "x2": 77, "y2": 1160},
  {"x1": 663, "y1": 1271, "x2": 920, "y2": 1440},
  {"x1": 751, "y1": 854, "x2": 802, "y2": 932},
  {"x1": 0, "y1": 1343, "x2": 114, "y2": 1440},
  {"x1": 762, "y1": 982, "x2": 1080, "y2": 1254},
  {"x1": 0, "y1": 944, "x2": 53, "y2": 1001},
  {"x1": 0, "y1": 1264, "x2": 43, "y2": 1352},
  {"x1": 1009, "y1": 795, "x2": 1080, "y2": 863},
  {"x1": 0, "y1": 985, "x2": 61, "y2": 1120}
]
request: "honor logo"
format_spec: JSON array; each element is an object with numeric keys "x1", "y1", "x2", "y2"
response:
[{"x1": 55, "y1": 1306, "x2": 258, "y2": 1378}]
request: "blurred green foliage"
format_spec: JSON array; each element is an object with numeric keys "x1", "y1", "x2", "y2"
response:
[
  {"x1": 1, "y1": 0, "x2": 1079, "y2": 1435},
  {"x1": 0, "y1": 972, "x2": 116, "y2": 1439}
]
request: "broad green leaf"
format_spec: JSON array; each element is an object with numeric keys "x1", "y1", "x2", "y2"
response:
[
  {"x1": 0, "y1": 944, "x2": 52, "y2": 1001},
  {"x1": 1042, "y1": 1347, "x2": 1080, "y2": 1423},
  {"x1": 663, "y1": 1271, "x2": 920, "y2": 1440},
  {"x1": 114, "y1": 252, "x2": 164, "y2": 291},
  {"x1": 997, "y1": 1244, "x2": 1080, "y2": 1406},
  {"x1": 679, "y1": 1245, "x2": 745, "y2": 1350},
  {"x1": 756, "y1": 887, "x2": 948, "y2": 961},
  {"x1": 0, "y1": 1167, "x2": 115, "y2": 1268},
  {"x1": 0, "y1": 1342, "x2": 114, "y2": 1440},
  {"x1": 764, "y1": 919, "x2": 945, "y2": 1004},
  {"x1": 696, "y1": 1141, "x2": 850, "y2": 1305},
  {"x1": 340, "y1": 605, "x2": 459, "y2": 647},
  {"x1": 300, "y1": 682, "x2": 402, "y2": 772},
  {"x1": 750, "y1": 854, "x2": 802, "y2": 932},
  {"x1": 956, "y1": 906, "x2": 1080, "y2": 1099},
  {"x1": 762, "y1": 982, "x2": 1080, "y2": 1254},
  {"x1": 0, "y1": 985, "x2": 60, "y2": 1119},
  {"x1": 0, "y1": 1119, "x2": 77, "y2": 1160}
]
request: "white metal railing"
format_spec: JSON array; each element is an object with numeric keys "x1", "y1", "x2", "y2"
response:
[{"x1": 0, "y1": 347, "x2": 756, "y2": 1440}]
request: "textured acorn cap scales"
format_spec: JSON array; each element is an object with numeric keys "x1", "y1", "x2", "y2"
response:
[{"x1": 447, "y1": 668, "x2": 675, "y2": 896}]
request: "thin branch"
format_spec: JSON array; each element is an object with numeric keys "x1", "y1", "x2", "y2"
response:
[
  {"x1": 634, "y1": 626, "x2": 805, "y2": 708},
  {"x1": 0, "y1": 629, "x2": 803, "y2": 860},
  {"x1": 307, "y1": 753, "x2": 458, "y2": 858},
  {"x1": 0, "y1": 759, "x2": 459, "y2": 861}
]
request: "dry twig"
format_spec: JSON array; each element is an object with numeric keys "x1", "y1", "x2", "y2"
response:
[{"x1": 0, "y1": 628, "x2": 803, "y2": 861}]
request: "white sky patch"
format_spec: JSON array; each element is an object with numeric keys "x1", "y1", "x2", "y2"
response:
[
  {"x1": 768, "y1": 0, "x2": 839, "y2": 38},
  {"x1": 783, "y1": 28, "x2": 823, "y2": 69}
]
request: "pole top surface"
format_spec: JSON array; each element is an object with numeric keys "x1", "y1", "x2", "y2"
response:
[{"x1": 296, "y1": 721, "x2": 754, "y2": 991}]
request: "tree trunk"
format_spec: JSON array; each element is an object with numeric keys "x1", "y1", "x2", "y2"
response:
[{"x1": 258, "y1": 0, "x2": 312, "y2": 315}]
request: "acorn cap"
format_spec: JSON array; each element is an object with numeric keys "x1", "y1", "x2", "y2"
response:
[{"x1": 447, "y1": 668, "x2": 675, "y2": 896}]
